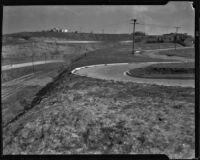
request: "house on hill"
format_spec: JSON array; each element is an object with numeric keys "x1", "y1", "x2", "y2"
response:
[
  {"x1": 49, "y1": 28, "x2": 68, "y2": 32},
  {"x1": 62, "y1": 29, "x2": 68, "y2": 33}
]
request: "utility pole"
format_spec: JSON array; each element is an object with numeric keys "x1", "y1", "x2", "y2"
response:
[
  {"x1": 32, "y1": 42, "x2": 35, "y2": 74},
  {"x1": 45, "y1": 47, "x2": 47, "y2": 64},
  {"x1": 55, "y1": 40, "x2": 58, "y2": 59},
  {"x1": 174, "y1": 26, "x2": 181, "y2": 50},
  {"x1": 131, "y1": 19, "x2": 137, "y2": 55},
  {"x1": 102, "y1": 29, "x2": 104, "y2": 34}
]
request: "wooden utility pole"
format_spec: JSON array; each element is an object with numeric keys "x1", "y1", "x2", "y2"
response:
[
  {"x1": 32, "y1": 42, "x2": 35, "y2": 74},
  {"x1": 174, "y1": 26, "x2": 181, "y2": 50},
  {"x1": 131, "y1": 19, "x2": 137, "y2": 55},
  {"x1": 45, "y1": 48, "x2": 47, "y2": 64}
]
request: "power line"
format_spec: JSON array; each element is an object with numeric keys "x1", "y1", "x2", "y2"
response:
[
  {"x1": 100, "y1": 20, "x2": 130, "y2": 29},
  {"x1": 32, "y1": 42, "x2": 35, "y2": 74},
  {"x1": 137, "y1": 22, "x2": 182, "y2": 29}
]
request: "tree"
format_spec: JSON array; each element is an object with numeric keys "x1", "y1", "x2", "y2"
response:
[{"x1": 134, "y1": 31, "x2": 146, "y2": 36}]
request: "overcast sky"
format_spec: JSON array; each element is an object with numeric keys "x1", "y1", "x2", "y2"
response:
[{"x1": 3, "y1": 2, "x2": 194, "y2": 35}]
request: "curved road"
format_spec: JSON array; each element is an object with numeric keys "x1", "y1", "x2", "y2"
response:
[{"x1": 71, "y1": 49, "x2": 194, "y2": 88}]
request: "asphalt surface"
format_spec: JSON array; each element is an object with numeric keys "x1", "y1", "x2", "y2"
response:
[{"x1": 72, "y1": 48, "x2": 194, "y2": 88}]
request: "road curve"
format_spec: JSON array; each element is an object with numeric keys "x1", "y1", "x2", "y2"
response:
[
  {"x1": 71, "y1": 62, "x2": 194, "y2": 88},
  {"x1": 71, "y1": 47, "x2": 194, "y2": 88}
]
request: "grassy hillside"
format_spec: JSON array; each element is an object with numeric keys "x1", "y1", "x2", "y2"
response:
[
  {"x1": 157, "y1": 48, "x2": 194, "y2": 58},
  {"x1": 3, "y1": 44, "x2": 194, "y2": 158},
  {"x1": 2, "y1": 38, "x2": 115, "y2": 64},
  {"x1": 2, "y1": 33, "x2": 194, "y2": 157},
  {"x1": 3, "y1": 31, "x2": 133, "y2": 42}
]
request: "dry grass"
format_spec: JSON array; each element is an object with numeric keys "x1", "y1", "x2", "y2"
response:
[
  {"x1": 2, "y1": 39, "x2": 195, "y2": 158},
  {"x1": 157, "y1": 48, "x2": 194, "y2": 58},
  {"x1": 128, "y1": 62, "x2": 194, "y2": 79},
  {"x1": 3, "y1": 75, "x2": 194, "y2": 158}
]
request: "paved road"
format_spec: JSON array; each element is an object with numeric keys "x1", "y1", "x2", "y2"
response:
[
  {"x1": 44, "y1": 40, "x2": 102, "y2": 44},
  {"x1": 72, "y1": 48, "x2": 194, "y2": 88}
]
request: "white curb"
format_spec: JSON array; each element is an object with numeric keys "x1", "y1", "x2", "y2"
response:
[{"x1": 71, "y1": 63, "x2": 129, "y2": 74}]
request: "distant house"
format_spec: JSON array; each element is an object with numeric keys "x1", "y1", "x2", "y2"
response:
[
  {"x1": 162, "y1": 33, "x2": 191, "y2": 42},
  {"x1": 62, "y1": 29, "x2": 68, "y2": 33},
  {"x1": 145, "y1": 32, "x2": 193, "y2": 44},
  {"x1": 48, "y1": 28, "x2": 68, "y2": 33}
]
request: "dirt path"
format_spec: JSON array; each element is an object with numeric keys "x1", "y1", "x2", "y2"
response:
[{"x1": 2, "y1": 60, "x2": 64, "y2": 71}]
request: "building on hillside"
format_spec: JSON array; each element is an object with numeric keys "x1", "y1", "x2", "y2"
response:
[
  {"x1": 49, "y1": 28, "x2": 68, "y2": 32},
  {"x1": 162, "y1": 33, "x2": 190, "y2": 42},
  {"x1": 145, "y1": 33, "x2": 193, "y2": 44},
  {"x1": 62, "y1": 29, "x2": 68, "y2": 33}
]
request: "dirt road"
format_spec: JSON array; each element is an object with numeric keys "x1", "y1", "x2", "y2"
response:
[{"x1": 2, "y1": 60, "x2": 64, "y2": 71}]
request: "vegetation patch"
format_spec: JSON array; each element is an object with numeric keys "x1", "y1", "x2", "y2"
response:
[
  {"x1": 3, "y1": 75, "x2": 194, "y2": 158},
  {"x1": 157, "y1": 48, "x2": 194, "y2": 58},
  {"x1": 128, "y1": 62, "x2": 194, "y2": 79}
]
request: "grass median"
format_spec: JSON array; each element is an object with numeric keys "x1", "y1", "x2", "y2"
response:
[{"x1": 128, "y1": 62, "x2": 194, "y2": 79}]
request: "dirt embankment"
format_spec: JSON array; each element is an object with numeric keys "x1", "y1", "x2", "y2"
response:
[{"x1": 3, "y1": 73, "x2": 194, "y2": 158}]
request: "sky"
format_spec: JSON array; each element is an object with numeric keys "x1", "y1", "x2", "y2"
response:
[{"x1": 3, "y1": 2, "x2": 194, "y2": 35}]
